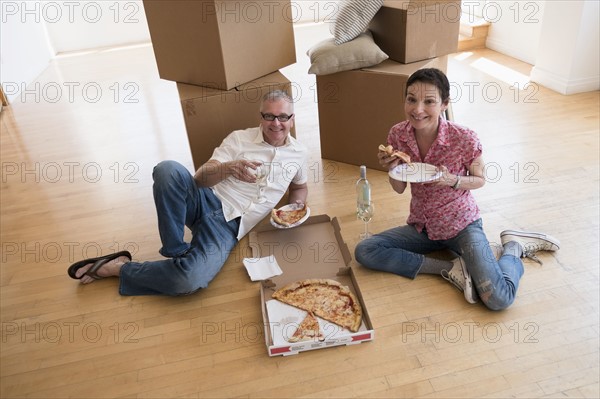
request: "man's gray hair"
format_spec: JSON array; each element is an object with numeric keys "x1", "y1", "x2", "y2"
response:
[{"x1": 262, "y1": 90, "x2": 294, "y2": 107}]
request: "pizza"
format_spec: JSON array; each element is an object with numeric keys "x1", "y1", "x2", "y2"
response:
[
  {"x1": 378, "y1": 144, "x2": 412, "y2": 165},
  {"x1": 272, "y1": 278, "x2": 362, "y2": 332},
  {"x1": 271, "y1": 204, "x2": 308, "y2": 227},
  {"x1": 288, "y1": 312, "x2": 324, "y2": 343}
]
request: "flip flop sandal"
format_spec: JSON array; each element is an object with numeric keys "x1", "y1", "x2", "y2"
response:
[{"x1": 67, "y1": 250, "x2": 132, "y2": 280}]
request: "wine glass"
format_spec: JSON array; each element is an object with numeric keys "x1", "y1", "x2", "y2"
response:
[
  {"x1": 242, "y1": 156, "x2": 269, "y2": 203},
  {"x1": 357, "y1": 202, "x2": 374, "y2": 240},
  {"x1": 254, "y1": 163, "x2": 269, "y2": 203}
]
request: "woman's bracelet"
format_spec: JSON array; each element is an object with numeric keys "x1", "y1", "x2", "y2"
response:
[{"x1": 451, "y1": 175, "x2": 461, "y2": 190}]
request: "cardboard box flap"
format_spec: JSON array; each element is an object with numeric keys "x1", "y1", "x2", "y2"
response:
[
  {"x1": 236, "y1": 72, "x2": 293, "y2": 96},
  {"x1": 251, "y1": 215, "x2": 353, "y2": 290},
  {"x1": 330, "y1": 216, "x2": 353, "y2": 268},
  {"x1": 177, "y1": 82, "x2": 225, "y2": 101},
  {"x1": 349, "y1": 269, "x2": 374, "y2": 331},
  {"x1": 177, "y1": 71, "x2": 289, "y2": 101}
]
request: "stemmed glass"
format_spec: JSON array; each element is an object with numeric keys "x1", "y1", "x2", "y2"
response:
[
  {"x1": 242, "y1": 156, "x2": 269, "y2": 203},
  {"x1": 254, "y1": 162, "x2": 269, "y2": 203},
  {"x1": 357, "y1": 202, "x2": 374, "y2": 240}
]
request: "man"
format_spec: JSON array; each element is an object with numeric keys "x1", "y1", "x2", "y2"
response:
[{"x1": 68, "y1": 90, "x2": 308, "y2": 295}]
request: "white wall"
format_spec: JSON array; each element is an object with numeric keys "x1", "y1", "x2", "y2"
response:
[
  {"x1": 43, "y1": 0, "x2": 151, "y2": 53},
  {"x1": 482, "y1": 0, "x2": 545, "y2": 65},
  {"x1": 530, "y1": 0, "x2": 600, "y2": 94},
  {"x1": 570, "y1": 0, "x2": 600, "y2": 92},
  {"x1": 0, "y1": 2, "x2": 54, "y2": 102},
  {"x1": 466, "y1": 0, "x2": 599, "y2": 94}
]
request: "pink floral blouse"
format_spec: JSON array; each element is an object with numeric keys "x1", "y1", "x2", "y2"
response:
[{"x1": 387, "y1": 118, "x2": 483, "y2": 240}]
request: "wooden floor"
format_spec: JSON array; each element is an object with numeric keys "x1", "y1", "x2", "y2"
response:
[{"x1": 1, "y1": 24, "x2": 599, "y2": 398}]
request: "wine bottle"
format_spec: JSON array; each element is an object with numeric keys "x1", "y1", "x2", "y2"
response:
[{"x1": 356, "y1": 165, "x2": 371, "y2": 221}]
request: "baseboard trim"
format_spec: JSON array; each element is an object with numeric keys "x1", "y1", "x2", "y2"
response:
[
  {"x1": 485, "y1": 37, "x2": 535, "y2": 66},
  {"x1": 530, "y1": 66, "x2": 600, "y2": 95}
]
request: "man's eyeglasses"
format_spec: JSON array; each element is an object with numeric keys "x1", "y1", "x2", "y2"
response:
[{"x1": 261, "y1": 112, "x2": 293, "y2": 122}]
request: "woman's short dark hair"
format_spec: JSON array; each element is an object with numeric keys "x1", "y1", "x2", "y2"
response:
[{"x1": 405, "y1": 68, "x2": 450, "y2": 104}]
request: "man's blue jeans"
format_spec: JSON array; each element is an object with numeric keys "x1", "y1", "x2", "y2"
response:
[
  {"x1": 119, "y1": 161, "x2": 240, "y2": 296},
  {"x1": 354, "y1": 219, "x2": 524, "y2": 310}
]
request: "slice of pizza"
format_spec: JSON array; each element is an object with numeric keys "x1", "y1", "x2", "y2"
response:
[
  {"x1": 378, "y1": 144, "x2": 412, "y2": 165},
  {"x1": 273, "y1": 279, "x2": 363, "y2": 332},
  {"x1": 288, "y1": 312, "x2": 324, "y2": 343},
  {"x1": 271, "y1": 204, "x2": 308, "y2": 227}
]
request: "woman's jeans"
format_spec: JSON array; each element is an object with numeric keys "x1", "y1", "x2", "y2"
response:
[
  {"x1": 119, "y1": 161, "x2": 240, "y2": 296},
  {"x1": 354, "y1": 219, "x2": 524, "y2": 310}
]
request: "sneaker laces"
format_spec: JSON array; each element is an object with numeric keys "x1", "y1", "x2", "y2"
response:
[
  {"x1": 523, "y1": 250, "x2": 543, "y2": 265},
  {"x1": 520, "y1": 242, "x2": 544, "y2": 265},
  {"x1": 441, "y1": 268, "x2": 464, "y2": 291}
]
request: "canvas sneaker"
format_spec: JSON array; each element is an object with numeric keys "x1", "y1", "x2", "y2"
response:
[
  {"x1": 500, "y1": 230, "x2": 560, "y2": 265},
  {"x1": 441, "y1": 257, "x2": 477, "y2": 304}
]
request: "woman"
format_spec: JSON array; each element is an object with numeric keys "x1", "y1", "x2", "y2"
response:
[{"x1": 354, "y1": 68, "x2": 559, "y2": 310}]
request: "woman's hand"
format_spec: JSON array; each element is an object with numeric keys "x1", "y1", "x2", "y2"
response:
[
  {"x1": 430, "y1": 165, "x2": 456, "y2": 187},
  {"x1": 378, "y1": 149, "x2": 401, "y2": 170},
  {"x1": 429, "y1": 161, "x2": 486, "y2": 191},
  {"x1": 379, "y1": 148, "x2": 408, "y2": 193}
]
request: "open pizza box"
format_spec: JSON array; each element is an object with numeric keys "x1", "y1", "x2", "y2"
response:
[{"x1": 249, "y1": 214, "x2": 374, "y2": 356}]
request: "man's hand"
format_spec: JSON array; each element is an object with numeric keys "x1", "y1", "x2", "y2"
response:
[{"x1": 229, "y1": 159, "x2": 262, "y2": 183}]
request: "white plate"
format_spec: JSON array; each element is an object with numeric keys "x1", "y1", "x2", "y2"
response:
[
  {"x1": 270, "y1": 204, "x2": 310, "y2": 229},
  {"x1": 389, "y1": 163, "x2": 442, "y2": 183}
]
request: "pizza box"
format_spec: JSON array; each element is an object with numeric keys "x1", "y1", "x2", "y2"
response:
[{"x1": 249, "y1": 214, "x2": 374, "y2": 356}]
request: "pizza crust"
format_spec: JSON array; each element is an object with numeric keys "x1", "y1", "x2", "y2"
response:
[
  {"x1": 273, "y1": 278, "x2": 363, "y2": 333},
  {"x1": 271, "y1": 208, "x2": 289, "y2": 226},
  {"x1": 378, "y1": 144, "x2": 412, "y2": 165}
]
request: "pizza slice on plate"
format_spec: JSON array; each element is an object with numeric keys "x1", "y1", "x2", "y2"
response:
[
  {"x1": 288, "y1": 312, "x2": 324, "y2": 343},
  {"x1": 271, "y1": 204, "x2": 308, "y2": 227}
]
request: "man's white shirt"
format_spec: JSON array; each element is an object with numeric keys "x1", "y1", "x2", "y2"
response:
[{"x1": 210, "y1": 127, "x2": 308, "y2": 240}]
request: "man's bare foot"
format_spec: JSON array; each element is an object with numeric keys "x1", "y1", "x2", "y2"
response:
[{"x1": 75, "y1": 255, "x2": 129, "y2": 284}]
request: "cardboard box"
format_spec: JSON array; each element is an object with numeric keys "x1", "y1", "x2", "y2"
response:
[
  {"x1": 177, "y1": 71, "x2": 294, "y2": 169},
  {"x1": 143, "y1": 0, "x2": 297, "y2": 89},
  {"x1": 316, "y1": 57, "x2": 448, "y2": 171},
  {"x1": 250, "y1": 215, "x2": 374, "y2": 356},
  {"x1": 369, "y1": 0, "x2": 461, "y2": 63}
]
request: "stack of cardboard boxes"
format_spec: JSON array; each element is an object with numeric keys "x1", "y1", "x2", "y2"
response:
[
  {"x1": 143, "y1": 0, "x2": 297, "y2": 169},
  {"x1": 317, "y1": 0, "x2": 461, "y2": 171}
]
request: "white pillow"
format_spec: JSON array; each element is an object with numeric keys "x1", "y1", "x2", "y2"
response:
[
  {"x1": 307, "y1": 31, "x2": 388, "y2": 75},
  {"x1": 332, "y1": 0, "x2": 384, "y2": 45}
]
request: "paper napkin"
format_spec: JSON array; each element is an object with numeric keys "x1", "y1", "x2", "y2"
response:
[{"x1": 242, "y1": 256, "x2": 283, "y2": 281}]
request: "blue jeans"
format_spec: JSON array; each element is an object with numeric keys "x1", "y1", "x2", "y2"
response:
[
  {"x1": 119, "y1": 161, "x2": 240, "y2": 296},
  {"x1": 354, "y1": 219, "x2": 524, "y2": 310}
]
